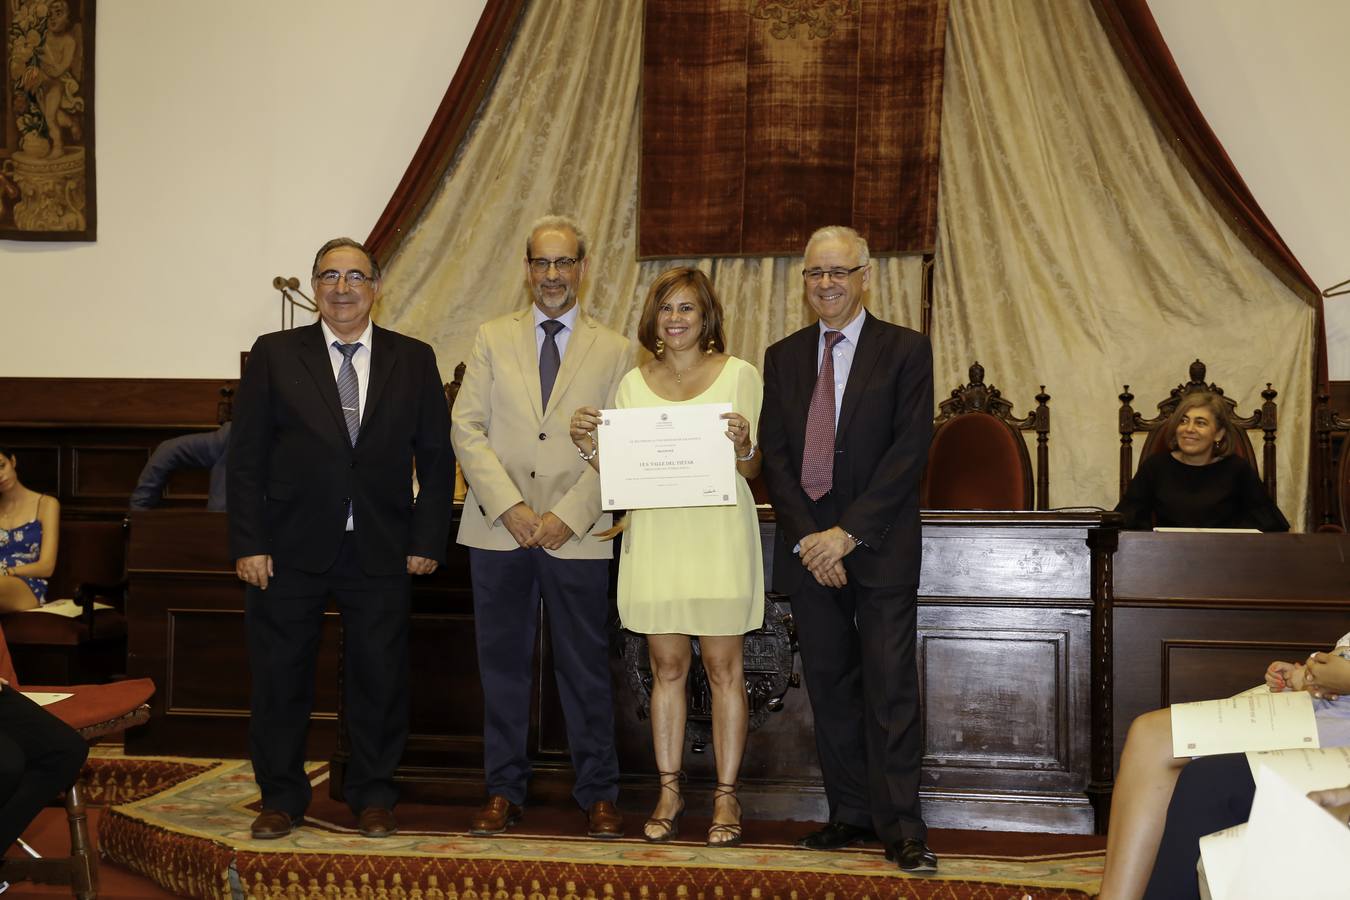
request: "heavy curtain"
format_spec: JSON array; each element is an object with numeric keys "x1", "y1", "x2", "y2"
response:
[
  {"x1": 932, "y1": 0, "x2": 1313, "y2": 524},
  {"x1": 378, "y1": 0, "x2": 1314, "y2": 527},
  {"x1": 376, "y1": 0, "x2": 923, "y2": 384}
]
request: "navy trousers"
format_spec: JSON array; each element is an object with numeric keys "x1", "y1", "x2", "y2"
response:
[
  {"x1": 469, "y1": 547, "x2": 618, "y2": 808},
  {"x1": 1143, "y1": 753, "x2": 1255, "y2": 900}
]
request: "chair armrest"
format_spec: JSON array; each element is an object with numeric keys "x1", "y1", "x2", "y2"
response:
[{"x1": 72, "y1": 580, "x2": 129, "y2": 634}]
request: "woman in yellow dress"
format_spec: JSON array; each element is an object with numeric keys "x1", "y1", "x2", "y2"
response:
[{"x1": 570, "y1": 267, "x2": 763, "y2": 847}]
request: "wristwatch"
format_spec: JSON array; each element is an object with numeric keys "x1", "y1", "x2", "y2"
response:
[{"x1": 842, "y1": 529, "x2": 864, "y2": 547}]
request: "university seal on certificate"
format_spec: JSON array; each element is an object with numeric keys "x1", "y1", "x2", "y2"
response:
[{"x1": 598, "y1": 402, "x2": 736, "y2": 510}]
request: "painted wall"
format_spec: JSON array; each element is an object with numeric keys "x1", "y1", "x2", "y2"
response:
[
  {"x1": 1, "y1": 0, "x2": 486, "y2": 378},
  {"x1": 1149, "y1": 0, "x2": 1350, "y2": 376}
]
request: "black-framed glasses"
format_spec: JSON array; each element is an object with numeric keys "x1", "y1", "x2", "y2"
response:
[
  {"x1": 317, "y1": 269, "x2": 373, "y2": 287},
  {"x1": 803, "y1": 265, "x2": 865, "y2": 284},
  {"x1": 528, "y1": 256, "x2": 578, "y2": 275}
]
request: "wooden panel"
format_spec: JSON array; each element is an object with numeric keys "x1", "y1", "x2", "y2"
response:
[
  {"x1": 1114, "y1": 532, "x2": 1350, "y2": 605},
  {"x1": 7, "y1": 444, "x2": 61, "y2": 496},
  {"x1": 164, "y1": 467, "x2": 210, "y2": 500},
  {"x1": 1111, "y1": 606, "x2": 1339, "y2": 766},
  {"x1": 0, "y1": 377, "x2": 231, "y2": 427},
  {"x1": 72, "y1": 447, "x2": 149, "y2": 498}
]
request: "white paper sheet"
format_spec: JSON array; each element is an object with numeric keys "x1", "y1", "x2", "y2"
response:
[
  {"x1": 1171, "y1": 691, "x2": 1318, "y2": 757},
  {"x1": 598, "y1": 403, "x2": 736, "y2": 510}
]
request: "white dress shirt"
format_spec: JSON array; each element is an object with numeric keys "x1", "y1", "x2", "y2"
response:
[
  {"x1": 533, "y1": 302, "x2": 579, "y2": 363},
  {"x1": 816, "y1": 307, "x2": 867, "y2": 428}
]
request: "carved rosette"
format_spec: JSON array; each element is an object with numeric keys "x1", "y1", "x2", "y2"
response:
[
  {"x1": 10, "y1": 147, "x2": 87, "y2": 231},
  {"x1": 748, "y1": 0, "x2": 861, "y2": 40}
]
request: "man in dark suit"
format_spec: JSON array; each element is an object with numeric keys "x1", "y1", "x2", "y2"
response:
[
  {"x1": 758, "y1": 226, "x2": 936, "y2": 873},
  {"x1": 228, "y1": 237, "x2": 453, "y2": 840}
]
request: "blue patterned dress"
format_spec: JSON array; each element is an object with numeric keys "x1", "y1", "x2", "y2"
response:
[{"x1": 0, "y1": 513, "x2": 49, "y2": 604}]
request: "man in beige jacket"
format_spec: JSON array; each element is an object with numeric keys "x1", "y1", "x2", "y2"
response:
[{"x1": 450, "y1": 216, "x2": 632, "y2": 839}]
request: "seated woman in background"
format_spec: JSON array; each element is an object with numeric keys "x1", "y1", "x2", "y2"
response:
[
  {"x1": 1115, "y1": 392, "x2": 1288, "y2": 531},
  {"x1": 0, "y1": 447, "x2": 60, "y2": 612},
  {"x1": 1097, "y1": 636, "x2": 1350, "y2": 900}
]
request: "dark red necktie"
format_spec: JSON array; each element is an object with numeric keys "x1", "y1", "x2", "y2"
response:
[{"x1": 800, "y1": 331, "x2": 844, "y2": 500}]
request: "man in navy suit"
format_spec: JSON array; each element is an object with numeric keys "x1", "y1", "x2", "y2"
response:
[
  {"x1": 228, "y1": 237, "x2": 453, "y2": 840},
  {"x1": 758, "y1": 226, "x2": 936, "y2": 873}
]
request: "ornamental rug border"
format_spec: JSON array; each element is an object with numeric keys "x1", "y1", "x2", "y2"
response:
[{"x1": 99, "y1": 758, "x2": 1103, "y2": 898}]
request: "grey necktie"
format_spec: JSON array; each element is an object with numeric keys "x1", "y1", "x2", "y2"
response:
[
  {"x1": 334, "y1": 341, "x2": 362, "y2": 446},
  {"x1": 539, "y1": 320, "x2": 564, "y2": 409}
]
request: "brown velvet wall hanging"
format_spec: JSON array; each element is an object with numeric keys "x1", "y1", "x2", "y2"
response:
[{"x1": 639, "y1": 0, "x2": 948, "y2": 259}]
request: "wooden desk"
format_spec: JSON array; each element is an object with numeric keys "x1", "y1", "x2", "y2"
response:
[
  {"x1": 125, "y1": 508, "x2": 1116, "y2": 833},
  {"x1": 1110, "y1": 531, "x2": 1350, "y2": 765}
]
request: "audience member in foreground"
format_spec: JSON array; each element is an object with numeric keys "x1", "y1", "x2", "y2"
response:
[
  {"x1": 759, "y1": 226, "x2": 937, "y2": 874},
  {"x1": 0, "y1": 447, "x2": 60, "y2": 612},
  {"x1": 570, "y1": 267, "x2": 763, "y2": 846},
  {"x1": 1098, "y1": 635, "x2": 1350, "y2": 899},
  {"x1": 228, "y1": 237, "x2": 453, "y2": 840},
  {"x1": 1115, "y1": 392, "x2": 1288, "y2": 531},
  {"x1": 0, "y1": 676, "x2": 88, "y2": 854},
  {"x1": 451, "y1": 216, "x2": 632, "y2": 839}
]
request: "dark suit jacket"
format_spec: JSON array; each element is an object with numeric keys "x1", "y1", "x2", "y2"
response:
[
  {"x1": 227, "y1": 322, "x2": 454, "y2": 576},
  {"x1": 759, "y1": 312, "x2": 933, "y2": 591}
]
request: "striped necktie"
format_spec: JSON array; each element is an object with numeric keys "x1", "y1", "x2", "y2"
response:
[{"x1": 333, "y1": 341, "x2": 362, "y2": 446}]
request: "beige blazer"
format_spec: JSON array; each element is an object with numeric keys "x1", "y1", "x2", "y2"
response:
[{"x1": 451, "y1": 307, "x2": 633, "y2": 558}]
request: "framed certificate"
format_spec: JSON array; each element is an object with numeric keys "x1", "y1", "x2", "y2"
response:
[{"x1": 598, "y1": 403, "x2": 736, "y2": 511}]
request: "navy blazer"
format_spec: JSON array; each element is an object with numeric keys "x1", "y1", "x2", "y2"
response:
[
  {"x1": 759, "y1": 312, "x2": 933, "y2": 591},
  {"x1": 227, "y1": 322, "x2": 454, "y2": 576}
]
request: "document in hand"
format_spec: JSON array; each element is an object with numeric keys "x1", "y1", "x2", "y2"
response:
[
  {"x1": 1199, "y1": 764, "x2": 1350, "y2": 899},
  {"x1": 1170, "y1": 691, "x2": 1318, "y2": 758},
  {"x1": 598, "y1": 403, "x2": 736, "y2": 511},
  {"x1": 1244, "y1": 746, "x2": 1350, "y2": 794}
]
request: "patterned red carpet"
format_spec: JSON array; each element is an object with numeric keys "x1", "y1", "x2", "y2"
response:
[{"x1": 80, "y1": 754, "x2": 1104, "y2": 900}]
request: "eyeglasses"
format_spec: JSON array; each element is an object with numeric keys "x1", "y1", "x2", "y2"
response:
[
  {"x1": 317, "y1": 269, "x2": 373, "y2": 287},
  {"x1": 803, "y1": 265, "x2": 865, "y2": 284},
  {"x1": 528, "y1": 256, "x2": 578, "y2": 275}
]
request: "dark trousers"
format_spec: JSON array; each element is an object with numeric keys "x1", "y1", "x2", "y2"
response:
[
  {"x1": 1143, "y1": 753, "x2": 1255, "y2": 900},
  {"x1": 0, "y1": 687, "x2": 88, "y2": 851},
  {"x1": 469, "y1": 547, "x2": 618, "y2": 809},
  {"x1": 246, "y1": 532, "x2": 410, "y2": 818},
  {"x1": 790, "y1": 495, "x2": 926, "y2": 844}
]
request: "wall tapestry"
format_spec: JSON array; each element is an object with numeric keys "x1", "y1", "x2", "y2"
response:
[{"x1": 2, "y1": 0, "x2": 95, "y2": 240}]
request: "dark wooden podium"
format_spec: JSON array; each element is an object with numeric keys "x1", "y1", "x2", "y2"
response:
[{"x1": 125, "y1": 508, "x2": 1122, "y2": 833}]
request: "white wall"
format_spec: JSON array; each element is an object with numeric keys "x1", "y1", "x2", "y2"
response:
[
  {"x1": 1, "y1": 0, "x2": 486, "y2": 378},
  {"x1": 1149, "y1": 0, "x2": 1350, "y2": 376}
]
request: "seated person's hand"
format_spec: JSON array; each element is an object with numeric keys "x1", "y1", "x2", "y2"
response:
[
  {"x1": 1305, "y1": 651, "x2": 1350, "y2": 699},
  {"x1": 1266, "y1": 660, "x2": 1305, "y2": 692},
  {"x1": 1308, "y1": 784, "x2": 1350, "y2": 826}
]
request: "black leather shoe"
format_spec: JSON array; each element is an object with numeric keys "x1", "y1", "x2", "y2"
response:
[
  {"x1": 795, "y1": 821, "x2": 877, "y2": 850},
  {"x1": 886, "y1": 838, "x2": 939, "y2": 874}
]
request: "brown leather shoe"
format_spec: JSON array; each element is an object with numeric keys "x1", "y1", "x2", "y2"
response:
[
  {"x1": 250, "y1": 809, "x2": 299, "y2": 840},
  {"x1": 470, "y1": 795, "x2": 523, "y2": 835},
  {"x1": 358, "y1": 807, "x2": 398, "y2": 838},
  {"x1": 586, "y1": 799, "x2": 624, "y2": 839}
]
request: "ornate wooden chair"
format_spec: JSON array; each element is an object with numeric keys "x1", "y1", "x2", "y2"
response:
[
  {"x1": 1117, "y1": 359, "x2": 1277, "y2": 502},
  {"x1": 0, "y1": 623, "x2": 154, "y2": 900},
  {"x1": 1313, "y1": 393, "x2": 1350, "y2": 531},
  {"x1": 920, "y1": 362, "x2": 1050, "y2": 510}
]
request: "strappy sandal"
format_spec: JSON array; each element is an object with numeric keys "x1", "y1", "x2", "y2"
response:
[
  {"x1": 642, "y1": 770, "x2": 685, "y2": 843},
  {"x1": 706, "y1": 782, "x2": 743, "y2": 848}
]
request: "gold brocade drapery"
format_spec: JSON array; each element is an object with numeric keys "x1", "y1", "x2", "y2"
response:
[
  {"x1": 378, "y1": 0, "x2": 1313, "y2": 527},
  {"x1": 931, "y1": 0, "x2": 1313, "y2": 524},
  {"x1": 376, "y1": 0, "x2": 923, "y2": 381}
]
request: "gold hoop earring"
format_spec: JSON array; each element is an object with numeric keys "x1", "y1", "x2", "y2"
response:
[
  {"x1": 705, "y1": 337, "x2": 715, "y2": 355},
  {"x1": 655, "y1": 338, "x2": 665, "y2": 359}
]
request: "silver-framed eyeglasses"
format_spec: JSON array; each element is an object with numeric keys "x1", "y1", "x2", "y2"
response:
[
  {"x1": 803, "y1": 265, "x2": 866, "y2": 284},
  {"x1": 317, "y1": 269, "x2": 373, "y2": 287},
  {"x1": 528, "y1": 256, "x2": 578, "y2": 275}
]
